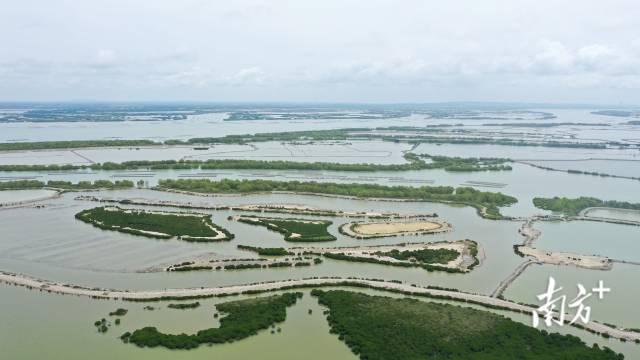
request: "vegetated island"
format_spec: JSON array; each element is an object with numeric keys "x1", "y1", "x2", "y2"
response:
[
  {"x1": 156, "y1": 178, "x2": 518, "y2": 220},
  {"x1": 339, "y1": 219, "x2": 451, "y2": 239},
  {"x1": 237, "y1": 245, "x2": 294, "y2": 256},
  {"x1": 121, "y1": 292, "x2": 302, "y2": 349},
  {"x1": 0, "y1": 179, "x2": 134, "y2": 191},
  {"x1": 533, "y1": 196, "x2": 640, "y2": 216},
  {"x1": 109, "y1": 308, "x2": 128, "y2": 316},
  {"x1": 0, "y1": 139, "x2": 157, "y2": 151},
  {"x1": 319, "y1": 240, "x2": 479, "y2": 273},
  {"x1": 75, "y1": 206, "x2": 234, "y2": 241},
  {"x1": 232, "y1": 215, "x2": 336, "y2": 242},
  {"x1": 166, "y1": 253, "x2": 320, "y2": 272},
  {"x1": 167, "y1": 302, "x2": 200, "y2": 310},
  {"x1": 312, "y1": 290, "x2": 623, "y2": 360},
  {"x1": 0, "y1": 152, "x2": 512, "y2": 173}
]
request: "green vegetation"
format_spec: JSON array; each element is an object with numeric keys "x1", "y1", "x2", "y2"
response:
[
  {"x1": 0, "y1": 179, "x2": 133, "y2": 191},
  {"x1": 0, "y1": 180, "x2": 45, "y2": 190},
  {"x1": 187, "y1": 127, "x2": 613, "y2": 149},
  {"x1": 375, "y1": 248, "x2": 459, "y2": 264},
  {"x1": 409, "y1": 153, "x2": 512, "y2": 172},
  {"x1": 322, "y1": 252, "x2": 464, "y2": 273},
  {"x1": 533, "y1": 196, "x2": 640, "y2": 216},
  {"x1": 122, "y1": 292, "x2": 303, "y2": 349},
  {"x1": 237, "y1": 245, "x2": 293, "y2": 256},
  {"x1": 158, "y1": 178, "x2": 517, "y2": 219},
  {"x1": 169, "y1": 265, "x2": 213, "y2": 272},
  {"x1": 167, "y1": 302, "x2": 200, "y2": 310},
  {"x1": 312, "y1": 290, "x2": 623, "y2": 360},
  {"x1": 75, "y1": 206, "x2": 233, "y2": 241},
  {"x1": 0, "y1": 124, "x2": 617, "y2": 158},
  {"x1": 0, "y1": 139, "x2": 157, "y2": 151},
  {"x1": 108, "y1": 308, "x2": 128, "y2": 316},
  {"x1": 0, "y1": 153, "x2": 511, "y2": 173},
  {"x1": 94, "y1": 318, "x2": 110, "y2": 333},
  {"x1": 236, "y1": 216, "x2": 336, "y2": 242}
]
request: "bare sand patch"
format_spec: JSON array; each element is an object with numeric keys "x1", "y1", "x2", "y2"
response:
[
  {"x1": 341, "y1": 219, "x2": 451, "y2": 239},
  {"x1": 517, "y1": 246, "x2": 612, "y2": 270},
  {"x1": 353, "y1": 221, "x2": 443, "y2": 235}
]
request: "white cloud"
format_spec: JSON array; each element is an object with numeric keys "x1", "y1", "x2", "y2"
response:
[
  {"x1": 92, "y1": 49, "x2": 118, "y2": 67},
  {"x1": 222, "y1": 67, "x2": 268, "y2": 85},
  {"x1": 1, "y1": 0, "x2": 640, "y2": 102}
]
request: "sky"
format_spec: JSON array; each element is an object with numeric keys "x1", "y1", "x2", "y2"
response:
[{"x1": 1, "y1": 0, "x2": 640, "y2": 104}]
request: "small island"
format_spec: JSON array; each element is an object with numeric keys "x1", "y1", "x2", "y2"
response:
[
  {"x1": 121, "y1": 292, "x2": 302, "y2": 349},
  {"x1": 339, "y1": 219, "x2": 451, "y2": 239},
  {"x1": 232, "y1": 215, "x2": 336, "y2": 242},
  {"x1": 317, "y1": 240, "x2": 479, "y2": 273},
  {"x1": 75, "y1": 206, "x2": 234, "y2": 241}
]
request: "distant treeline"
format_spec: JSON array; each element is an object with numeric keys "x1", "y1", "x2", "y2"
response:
[
  {"x1": 481, "y1": 122, "x2": 610, "y2": 128},
  {"x1": 0, "y1": 153, "x2": 512, "y2": 173},
  {"x1": 0, "y1": 179, "x2": 133, "y2": 191},
  {"x1": 0, "y1": 139, "x2": 156, "y2": 151},
  {"x1": 0, "y1": 126, "x2": 627, "y2": 152},
  {"x1": 157, "y1": 178, "x2": 518, "y2": 219},
  {"x1": 533, "y1": 196, "x2": 640, "y2": 216}
]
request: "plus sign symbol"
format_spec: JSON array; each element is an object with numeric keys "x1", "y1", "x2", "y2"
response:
[{"x1": 592, "y1": 280, "x2": 611, "y2": 300}]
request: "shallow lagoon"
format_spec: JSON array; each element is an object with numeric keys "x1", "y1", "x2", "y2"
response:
[
  {"x1": 534, "y1": 221, "x2": 640, "y2": 262},
  {"x1": 0, "y1": 189, "x2": 57, "y2": 205},
  {"x1": 2, "y1": 285, "x2": 638, "y2": 360},
  {"x1": 0, "y1": 141, "x2": 410, "y2": 166},
  {"x1": 0, "y1": 189, "x2": 522, "y2": 296}
]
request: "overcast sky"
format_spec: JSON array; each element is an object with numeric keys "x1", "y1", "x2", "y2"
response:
[{"x1": 1, "y1": 0, "x2": 639, "y2": 104}]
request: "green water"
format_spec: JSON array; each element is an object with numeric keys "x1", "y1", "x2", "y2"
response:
[
  {"x1": 0, "y1": 286, "x2": 356, "y2": 360},
  {"x1": 0, "y1": 190, "x2": 522, "y2": 295},
  {"x1": 2, "y1": 285, "x2": 639, "y2": 359},
  {"x1": 535, "y1": 221, "x2": 640, "y2": 262}
]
